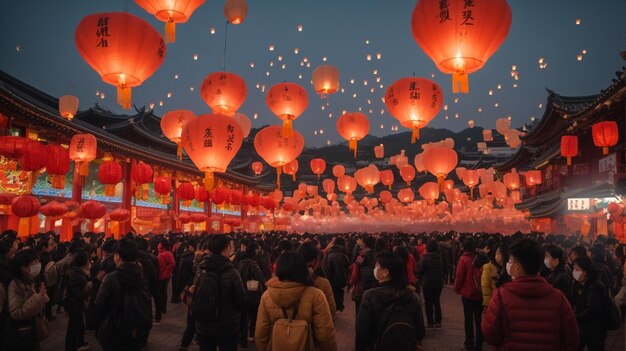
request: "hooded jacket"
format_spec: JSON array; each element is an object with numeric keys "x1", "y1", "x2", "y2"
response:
[
  {"x1": 322, "y1": 245, "x2": 350, "y2": 288},
  {"x1": 255, "y1": 278, "x2": 337, "y2": 351},
  {"x1": 417, "y1": 252, "x2": 444, "y2": 289},
  {"x1": 454, "y1": 251, "x2": 482, "y2": 301},
  {"x1": 482, "y1": 275, "x2": 578, "y2": 351}
]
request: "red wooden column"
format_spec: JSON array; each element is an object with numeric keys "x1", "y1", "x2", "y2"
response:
[
  {"x1": 120, "y1": 159, "x2": 133, "y2": 234},
  {"x1": 241, "y1": 186, "x2": 247, "y2": 231},
  {"x1": 71, "y1": 163, "x2": 84, "y2": 233},
  {"x1": 173, "y1": 179, "x2": 180, "y2": 231}
]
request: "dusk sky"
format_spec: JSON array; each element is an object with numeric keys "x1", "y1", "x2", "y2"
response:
[{"x1": 0, "y1": 0, "x2": 624, "y2": 148}]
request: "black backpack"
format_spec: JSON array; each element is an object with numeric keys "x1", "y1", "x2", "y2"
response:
[
  {"x1": 191, "y1": 269, "x2": 221, "y2": 322},
  {"x1": 115, "y1": 287, "x2": 153, "y2": 343},
  {"x1": 376, "y1": 296, "x2": 417, "y2": 351}
]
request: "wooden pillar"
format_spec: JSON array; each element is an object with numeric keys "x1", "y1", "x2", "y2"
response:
[
  {"x1": 71, "y1": 163, "x2": 84, "y2": 234},
  {"x1": 173, "y1": 180, "x2": 180, "y2": 231},
  {"x1": 121, "y1": 159, "x2": 133, "y2": 234},
  {"x1": 205, "y1": 198, "x2": 212, "y2": 234},
  {"x1": 241, "y1": 186, "x2": 247, "y2": 231}
]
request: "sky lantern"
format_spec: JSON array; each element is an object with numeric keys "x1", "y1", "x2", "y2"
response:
[
  {"x1": 252, "y1": 161, "x2": 263, "y2": 175},
  {"x1": 232, "y1": 113, "x2": 252, "y2": 138},
  {"x1": 153, "y1": 176, "x2": 172, "y2": 204},
  {"x1": 394, "y1": 151, "x2": 409, "y2": 169},
  {"x1": 374, "y1": 144, "x2": 384, "y2": 158},
  {"x1": 505, "y1": 129, "x2": 521, "y2": 148},
  {"x1": 337, "y1": 175, "x2": 357, "y2": 194},
  {"x1": 69, "y1": 133, "x2": 97, "y2": 176},
  {"x1": 503, "y1": 171, "x2": 520, "y2": 191},
  {"x1": 398, "y1": 188, "x2": 414, "y2": 203},
  {"x1": 161, "y1": 109, "x2": 196, "y2": 159},
  {"x1": 312, "y1": 65, "x2": 340, "y2": 98},
  {"x1": 75, "y1": 12, "x2": 166, "y2": 109},
  {"x1": 380, "y1": 190, "x2": 393, "y2": 204},
  {"x1": 561, "y1": 135, "x2": 578, "y2": 166},
  {"x1": 332, "y1": 164, "x2": 345, "y2": 178},
  {"x1": 310, "y1": 158, "x2": 326, "y2": 179},
  {"x1": 443, "y1": 179, "x2": 455, "y2": 190},
  {"x1": 592, "y1": 121, "x2": 618, "y2": 155},
  {"x1": 131, "y1": 161, "x2": 153, "y2": 201},
  {"x1": 134, "y1": 0, "x2": 205, "y2": 43},
  {"x1": 384, "y1": 77, "x2": 443, "y2": 143},
  {"x1": 422, "y1": 145, "x2": 458, "y2": 189},
  {"x1": 200, "y1": 72, "x2": 247, "y2": 116},
  {"x1": 266, "y1": 82, "x2": 308, "y2": 137},
  {"x1": 46, "y1": 145, "x2": 70, "y2": 189},
  {"x1": 254, "y1": 125, "x2": 304, "y2": 188},
  {"x1": 224, "y1": 0, "x2": 248, "y2": 24},
  {"x1": 525, "y1": 170, "x2": 542, "y2": 187},
  {"x1": 411, "y1": 0, "x2": 512, "y2": 93},
  {"x1": 284, "y1": 159, "x2": 299, "y2": 181},
  {"x1": 59, "y1": 95, "x2": 79, "y2": 120},
  {"x1": 98, "y1": 160, "x2": 122, "y2": 197},
  {"x1": 181, "y1": 113, "x2": 243, "y2": 190},
  {"x1": 462, "y1": 169, "x2": 480, "y2": 199},
  {"x1": 380, "y1": 169, "x2": 394, "y2": 190},
  {"x1": 419, "y1": 182, "x2": 439, "y2": 202},
  {"x1": 336, "y1": 112, "x2": 370, "y2": 157},
  {"x1": 354, "y1": 165, "x2": 380, "y2": 193},
  {"x1": 400, "y1": 164, "x2": 416, "y2": 186},
  {"x1": 414, "y1": 153, "x2": 425, "y2": 173},
  {"x1": 322, "y1": 179, "x2": 335, "y2": 194},
  {"x1": 495, "y1": 118, "x2": 511, "y2": 135},
  {"x1": 12, "y1": 195, "x2": 40, "y2": 239}
]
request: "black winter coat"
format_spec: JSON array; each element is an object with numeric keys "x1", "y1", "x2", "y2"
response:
[
  {"x1": 545, "y1": 266, "x2": 573, "y2": 304},
  {"x1": 417, "y1": 252, "x2": 444, "y2": 288},
  {"x1": 177, "y1": 250, "x2": 195, "y2": 291},
  {"x1": 137, "y1": 250, "x2": 158, "y2": 294},
  {"x1": 574, "y1": 279, "x2": 608, "y2": 333},
  {"x1": 194, "y1": 254, "x2": 246, "y2": 337},
  {"x1": 65, "y1": 266, "x2": 89, "y2": 313},
  {"x1": 322, "y1": 245, "x2": 350, "y2": 288}
]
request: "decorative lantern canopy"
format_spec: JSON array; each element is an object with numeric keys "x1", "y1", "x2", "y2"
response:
[
  {"x1": 380, "y1": 169, "x2": 394, "y2": 190},
  {"x1": 266, "y1": 82, "x2": 308, "y2": 137},
  {"x1": 232, "y1": 113, "x2": 252, "y2": 138},
  {"x1": 252, "y1": 161, "x2": 263, "y2": 176},
  {"x1": 384, "y1": 77, "x2": 443, "y2": 143},
  {"x1": 312, "y1": 65, "x2": 340, "y2": 98},
  {"x1": 560, "y1": 135, "x2": 578, "y2": 166},
  {"x1": 462, "y1": 169, "x2": 480, "y2": 199},
  {"x1": 411, "y1": 0, "x2": 512, "y2": 93},
  {"x1": 483, "y1": 129, "x2": 493, "y2": 142},
  {"x1": 310, "y1": 158, "x2": 326, "y2": 179},
  {"x1": 400, "y1": 164, "x2": 416, "y2": 186},
  {"x1": 224, "y1": 0, "x2": 248, "y2": 24},
  {"x1": 337, "y1": 175, "x2": 357, "y2": 194},
  {"x1": 419, "y1": 182, "x2": 439, "y2": 202},
  {"x1": 200, "y1": 72, "x2": 247, "y2": 116},
  {"x1": 98, "y1": 160, "x2": 122, "y2": 197},
  {"x1": 354, "y1": 165, "x2": 380, "y2": 193},
  {"x1": 69, "y1": 133, "x2": 97, "y2": 176},
  {"x1": 11, "y1": 195, "x2": 40, "y2": 239},
  {"x1": 59, "y1": 95, "x2": 79, "y2": 120},
  {"x1": 398, "y1": 188, "x2": 414, "y2": 203},
  {"x1": 153, "y1": 176, "x2": 172, "y2": 204},
  {"x1": 46, "y1": 145, "x2": 70, "y2": 189},
  {"x1": 374, "y1": 144, "x2": 384, "y2": 159},
  {"x1": 134, "y1": 0, "x2": 205, "y2": 43},
  {"x1": 131, "y1": 162, "x2": 153, "y2": 201},
  {"x1": 503, "y1": 171, "x2": 520, "y2": 191},
  {"x1": 332, "y1": 164, "x2": 345, "y2": 178},
  {"x1": 422, "y1": 145, "x2": 458, "y2": 189},
  {"x1": 336, "y1": 112, "x2": 370, "y2": 157},
  {"x1": 525, "y1": 170, "x2": 542, "y2": 187},
  {"x1": 75, "y1": 12, "x2": 166, "y2": 109},
  {"x1": 322, "y1": 179, "x2": 335, "y2": 194},
  {"x1": 181, "y1": 113, "x2": 243, "y2": 190},
  {"x1": 284, "y1": 159, "x2": 299, "y2": 181},
  {"x1": 254, "y1": 125, "x2": 304, "y2": 188},
  {"x1": 161, "y1": 109, "x2": 196, "y2": 159},
  {"x1": 592, "y1": 121, "x2": 618, "y2": 155}
]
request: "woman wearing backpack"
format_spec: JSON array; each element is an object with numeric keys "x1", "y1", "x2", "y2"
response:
[
  {"x1": 255, "y1": 251, "x2": 337, "y2": 351},
  {"x1": 237, "y1": 241, "x2": 266, "y2": 348}
]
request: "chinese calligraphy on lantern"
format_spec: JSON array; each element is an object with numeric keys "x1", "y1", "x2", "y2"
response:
[
  {"x1": 462, "y1": 0, "x2": 475, "y2": 25},
  {"x1": 203, "y1": 128, "x2": 213, "y2": 148},
  {"x1": 438, "y1": 0, "x2": 451, "y2": 23},
  {"x1": 225, "y1": 124, "x2": 235, "y2": 151},
  {"x1": 96, "y1": 17, "x2": 110, "y2": 48}
]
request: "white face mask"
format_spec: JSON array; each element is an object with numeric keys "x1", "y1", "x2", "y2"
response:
[
  {"x1": 506, "y1": 262, "x2": 514, "y2": 279},
  {"x1": 573, "y1": 270, "x2": 582, "y2": 282},
  {"x1": 544, "y1": 258, "x2": 553, "y2": 269},
  {"x1": 29, "y1": 263, "x2": 41, "y2": 278},
  {"x1": 373, "y1": 266, "x2": 381, "y2": 281}
]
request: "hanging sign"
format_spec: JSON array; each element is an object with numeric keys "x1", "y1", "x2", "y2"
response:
[{"x1": 567, "y1": 198, "x2": 591, "y2": 211}]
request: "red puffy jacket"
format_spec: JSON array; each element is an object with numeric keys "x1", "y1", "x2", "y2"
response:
[
  {"x1": 454, "y1": 251, "x2": 482, "y2": 301},
  {"x1": 157, "y1": 247, "x2": 176, "y2": 281},
  {"x1": 482, "y1": 275, "x2": 579, "y2": 351}
]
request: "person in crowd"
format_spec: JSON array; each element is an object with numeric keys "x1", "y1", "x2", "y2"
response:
[
  {"x1": 355, "y1": 250, "x2": 425, "y2": 351},
  {"x1": 297, "y1": 242, "x2": 337, "y2": 319},
  {"x1": 393, "y1": 245, "x2": 417, "y2": 287},
  {"x1": 417, "y1": 239, "x2": 444, "y2": 329},
  {"x1": 572, "y1": 256, "x2": 609, "y2": 351},
  {"x1": 569, "y1": 246, "x2": 587, "y2": 268},
  {"x1": 156, "y1": 239, "x2": 175, "y2": 323},
  {"x1": 0, "y1": 235, "x2": 18, "y2": 333},
  {"x1": 236, "y1": 241, "x2": 266, "y2": 348},
  {"x1": 176, "y1": 239, "x2": 197, "y2": 303},
  {"x1": 481, "y1": 243, "x2": 506, "y2": 308},
  {"x1": 454, "y1": 238, "x2": 483, "y2": 351},
  {"x1": 544, "y1": 244, "x2": 573, "y2": 304},
  {"x1": 482, "y1": 239, "x2": 579, "y2": 350},
  {"x1": 349, "y1": 236, "x2": 377, "y2": 317},
  {"x1": 255, "y1": 251, "x2": 337, "y2": 351},
  {"x1": 590, "y1": 246, "x2": 612, "y2": 292},
  {"x1": 64, "y1": 250, "x2": 92, "y2": 351},
  {"x1": 322, "y1": 236, "x2": 350, "y2": 312},
  {"x1": 134, "y1": 237, "x2": 158, "y2": 324},
  {"x1": 194, "y1": 235, "x2": 246, "y2": 351}
]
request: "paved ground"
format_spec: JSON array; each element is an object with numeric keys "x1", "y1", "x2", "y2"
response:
[{"x1": 42, "y1": 285, "x2": 624, "y2": 351}]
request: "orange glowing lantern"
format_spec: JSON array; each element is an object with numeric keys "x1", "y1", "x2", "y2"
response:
[
  {"x1": 374, "y1": 144, "x2": 384, "y2": 159},
  {"x1": 384, "y1": 77, "x2": 443, "y2": 143},
  {"x1": 336, "y1": 112, "x2": 370, "y2": 157},
  {"x1": 414, "y1": 153, "x2": 425, "y2": 173},
  {"x1": 69, "y1": 133, "x2": 97, "y2": 176},
  {"x1": 400, "y1": 164, "x2": 416, "y2": 186},
  {"x1": 224, "y1": 0, "x2": 248, "y2": 24},
  {"x1": 310, "y1": 158, "x2": 326, "y2": 179},
  {"x1": 560, "y1": 135, "x2": 578, "y2": 166},
  {"x1": 411, "y1": 0, "x2": 512, "y2": 93},
  {"x1": 332, "y1": 164, "x2": 345, "y2": 178},
  {"x1": 398, "y1": 188, "x2": 414, "y2": 203},
  {"x1": 12, "y1": 195, "x2": 40, "y2": 239},
  {"x1": 419, "y1": 182, "x2": 439, "y2": 202},
  {"x1": 134, "y1": 0, "x2": 205, "y2": 43},
  {"x1": 252, "y1": 161, "x2": 263, "y2": 176},
  {"x1": 254, "y1": 125, "x2": 304, "y2": 188},
  {"x1": 161, "y1": 109, "x2": 196, "y2": 159},
  {"x1": 59, "y1": 95, "x2": 79, "y2": 120},
  {"x1": 195, "y1": 186, "x2": 210, "y2": 207},
  {"x1": 284, "y1": 159, "x2": 299, "y2": 181},
  {"x1": 322, "y1": 179, "x2": 335, "y2": 194},
  {"x1": 46, "y1": 145, "x2": 70, "y2": 190},
  {"x1": 266, "y1": 82, "x2": 308, "y2": 137},
  {"x1": 153, "y1": 176, "x2": 172, "y2": 204},
  {"x1": 177, "y1": 182, "x2": 195, "y2": 207},
  {"x1": 181, "y1": 113, "x2": 243, "y2": 190},
  {"x1": 462, "y1": 169, "x2": 480, "y2": 199},
  {"x1": 503, "y1": 171, "x2": 520, "y2": 191},
  {"x1": 525, "y1": 170, "x2": 542, "y2": 187},
  {"x1": 232, "y1": 113, "x2": 252, "y2": 138},
  {"x1": 354, "y1": 165, "x2": 380, "y2": 193},
  {"x1": 98, "y1": 160, "x2": 122, "y2": 197},
  {"x1": 131, "y1": 162, "x2": 153, "y2": 201},
  {"x1": 592, "y1": 121, "x2": 618, "y2": 155},
  {"x1": 380, "y1": 170, "x2": 394, "y2": 190},
  {"x1": 443, "y1": 179, "x2": 454, "y2": 190},
  {"x1": 200, "y1": 72, "x2": 247, "y2": 116},
  {"x1": 483, "y1": 129, "x2": 493, "y2": 142},
  {"x1": 312, "y1": 65, "x2": 340, "y2": 98},
  {"x1": 337, "y1": 175, "x2": 357, "y2": 194},
  {"x1": 21, "y1": 141, "x2": 46, "y2": 173},
  {"x1": 380, "y1": 190, "x2": 393, "y2": 204},
  {"x1": 75, "y1": 12, "x2": 166, "y2": 109},
  {"x1": 422, "y1": 145, "x2": 458, "y2": 189}
]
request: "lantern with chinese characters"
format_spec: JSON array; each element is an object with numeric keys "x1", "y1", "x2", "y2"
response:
[
  {"x1": 525, "y1": 170, "x2": 542, "y2": 187},
  {"x1": 46, "y1": 145, "x2": 70, "y2": 189},
  {"x1": 195, "y1": 186, "x2": 210, "y2": 207},
  {"x1": 153, "y1": 176, "x2": 172, "y2": 204},
  {"x1": 181, "y1": 114, "x2": 243, "y2": 190},
  {"x1": 12, "y1": 195, "x2": 40, "y2": 239},
  {"x1": 312, "y1": 65, "x2": 340, "y2": 98},
  {"x1": 75, "y1": 12, "x2": 166, "y2": 109},
  {"x1": 332, "y1": 164, "x2": 345, "y2": 178},
  {"x1": 98, "y1": 160, "x2": 122, "y2": 197},
  {"x1": 232, "y1": 113, "x2": 251, "y2": 138},
  {"x1": 310, "y1": 158, "x2": 326, "y2": 179},
  {"x1": 384, "y1": 77, "x2": 443, "y2": 143},
  {"x1": 69, "y1": 133, "x2": 97, "y2": 176},
  {"x1": 224, "y1": 0, "x2": 248, "y2": 24},
  {"x1": 398, "y1": 188, "x2": 414, "y2": 203},
  {"x1": 462, "y1": 169, "x2": 480, "y2": 199},
  {"x1": 400, "y1": 164, "x2": 416, "y2": 186},
  {"x1": 161, "y1": 109, "x2": 196, "y2": 159},
  {"x1": 380, "y1": 169, "x2": 394, "y2": 190},
  {"x1": 374, "y1": 144, "x2": 384, "y2": 159},
  {"x1": 109, "y1": 208, "x2": 130, "y2": 239},
  {"x1": 284, "y1": 159, "x2": 299, "y2": 181},
  {"x1": 354, "y1": 165, "x2": 380, "y2": 193},
  {"x1": 134, "y1": 0, "x2": 205, "y2": 43},
  {"x1": 200, "y1": 72, "x2": 247, "y2": 116},
  {"x1": 337, "y1": 175, "x2": 357, "y2": 195},
  {"x1": 266, "y1": 82, "x2": 308, "y2": 137},
  {"x1": 336, "y1": 112, "x2": 370, "y2": 157},
  {"x1": 254, "y1": 125, "x2": 304, "y2": 188},
  {"x1": 411, "y1": 0, "x2": 512, "y2": 93},
  {"x1": 252, "y1": 161, "x2": 263, "y2": 176},
  {"x1": 592, "y1": 121, "x2": 618, "y2": 155},
  {"x1": 561, "y1": 135, "x2": 578, "y2": 166},
  {"x1": 59, "y1": 95, "x2": 79, "y2": 120},
  {"x1": 422, "y1": 145, "x2": 458, "y2": 189},
  {"x1": 131, "y1": 162, "x2": 153, "y2": 201},
  {"x1": 419, "y1": 182, "x2": 439, "y2": 202}
]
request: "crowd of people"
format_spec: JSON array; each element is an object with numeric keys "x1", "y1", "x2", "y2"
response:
[{"x1": 0, "y1": 229, "x2": 624, "y2": 351}]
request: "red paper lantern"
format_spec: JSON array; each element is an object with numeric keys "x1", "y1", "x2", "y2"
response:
[
  {"x1": 561, "y1": 135, "x2": 578, "y2": 166},
  {"x1": 191, "y1": 213, "x2": 207, "y2": 223},
  {"x1": 398, "y1": 188, "x2": 414, "y2": 203},
  {"x1": 312, "y1": 65, "x2": 340, "y2": 98},
  {"x1": 80, "y1": 200, "x2": 107, "y2": 220},
  {"x1": 224, "y1": 0, "x2": 248, "y2": 24},
  {"x1": 400, "y1": 164, "x2": 416, "y2": 186},
  {"x1": 322, "y1": 179, "x2": 335, "y2": 194},
  {"x1": 21, "y1": 141, "x2": 46, "y2": 172},
  {"x1": 336, "y1": 112, "x2": 370, "y2": 157},
  {"x1": 525, "y1": 170, "x2": 542, "y2": 187},
  {"x1": 75, "y1": 12, "x2": 166, "y2": 109},
  {"x1": 109, "y1": 208, "x2": 130, "y2": 222},
  {"x1": 179, "y1": 213, "x2": 191, "y2": 224},
  {"x1": 310, "y1": 158, "x2": 326, "y2": 179},
  {"x1": 254, "y1": 126, "x2": 304, "y2": 188},
  {"x1": 98, "y1": 161, "x2": 122, "y2": 197},
  {"x1": 419, "y1": 182, "x2": 439, "y2": 202},
  {"x1": 230, "y1": 190, "x2": 243, "y2": 205},
  {"x1": 252, "y1": 161, "x2": 263, "y2": 176},
  {"x1": 503, "y1": 172, "x2": 520, "y2": 191},
  {"x1": 200, "y1": 72, "x2": 247, "y2": 116},
  {"x1": 337, "y1": 175, "x2": 357, "y2": 194},
  {"x1": 177, "y1": 182, "x2": 195, "y2": 201},
  {"x1": 69, "y1": 134, "x2": 97, "y2": 176},
  {"x1": 592, "y1": 121, "x2": 618, "y2": 155},
  {"x1": 354, "y1": 165, "x2": 380, "y2": 193},
  {"x1": 380, "y1": 169, "x2": 394, "y2": 190},
  {"x1": 131, "y1": 162, "x2": 153, "y2": 201},
  {"x1": 195, "y1": 186, "x2": 210, "y2": 206},
  {"x1": 266, "y1": 82, "x2": 308, "y2": 137},
  {"x1": 422, "y1": 146, "x2": 458, "y2": 189},
  {"x1": 154, "y1": 176, "x2": 172, "y2": 204},
  {"x1": 411, "y1": 0, "x2": 512, "y2": 93},
  {"x1": 40, "y1": 201, "x2": 68, "y2": 218},
  {"x1": 46, "y1": 145, "x2": 70, "y2": 189},
  {"x1": 134, "y1": 0, "x2": 205, "y2": 43},
  {"x1": 0, "y1": 136, "x2": 28, "y2": 159},
  {"x1": 284, "y1": 159, "x2": 299, "y2": 181},
  {"x1": 59, "y1": 95, "x2": 79, "y2": 120},
  {"x1": 161, "y1": 110, "x2": 196, "y2": 159},
  {"x1": 12, "y1": 195, "x2": 40, "y2": 218},
  {"x1": 374, "y1": 144, "x2": 384, "y2": 159},
  {"x1": 210, "y1": 186, "x2": 229, "y2": 205}
]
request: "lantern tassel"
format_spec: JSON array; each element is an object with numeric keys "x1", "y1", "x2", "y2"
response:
[
  {"x1": 17, "y1": 217, "x2": 31, "y2": 241},
  {"x1": 389, "y1": 184, "x2": 392, "y2": 190},
  {"x1": 470, "y1": 187, "x2": 474, "y2": 200},
  {"x1": 50, "y1": 174, "x2": 66, "y2": 190},
  {"x1": 104, "y1": 184, "x2": 116, "y2": 197},
  {"x1": 282, "y1": 118, "x2": 293, "y2": 138},
  {"x1": 204, "y1": 172, "x2": 215, "y2": 191},
  {"x1": 161, "y1": 194, "x2": 169, "y2": 205},
  {"x1": 117, "y1": 85, "x2": 132, "y2": 110},
  {"x1": 452, "y1": 71, "x2": 469, "y2": 94},
  {"x1": 165, "y1": 18, "x2": 176, "y2": 44},
  {"x1": 411, "y1": 127, "x2": 420, "y2": 144},
  {"x1": 177, "y1": 143, "x2": 184, "y2": 160},
  {"x1": 349, "y1": 139, "x2": 358, "y2": 157},
  {"x1": 276, "y1": 166, "x2": 282, "y2": 190},
  {"x1": 60, "y1": 217, "x2": 72, "y2": 242},
  {"x1": 567, "y1": 156, "x2": 572, "y2": 166},
  {"x1": 603, "y1": 147, "x2": 609, "y2": 155}
]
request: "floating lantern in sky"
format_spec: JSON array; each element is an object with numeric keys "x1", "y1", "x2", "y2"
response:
[
  {"x1": 336, "y1": 112, "x2": 370, "y2": 157},
  {"x1": 200, "y1": 71, "x2": 247, "y2": 116},
  {"x1": 254, "y1": 125, "x2": 304, "y2": 188},
  {"x1": 298, "y1": 24, "x2": 303, "y2": 31},
  {"x1": 134, "y1": 0, "x2": 205, "y2": 43},
  {"x1": 266, "y1": 82, "x2": 308, "y2": 137},
  {"x1": 312, "y1": 65, "x2": 340, "y2": 98},
  {"x1": 224, "y1": 0, "x2": 248, "y2": 24},
  {"x1": 422, "y1": 145, "x2": 458, "y2": 189},
  {"x1": 210, "y1": 26, "x2": 216, "y2": 34},
  {"x1": 59, "y1": 95, "x2": 79, "y2": 120},
  {"x1": 252, "y1": 161, "x2": 263, "y2": 176},
  {"x1": 232, "y1": 113, "x2": 252, "y2": 138},
  {"x1": 161, "y1": 109, "x2": 196, "y2": 159}
]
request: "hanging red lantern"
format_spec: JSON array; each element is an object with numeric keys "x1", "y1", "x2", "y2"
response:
[
  {"x1": 131, "y1": 162, "x2": 153, "y2": 201},
  {"x1": 310, "y1": 158, "x2": 326, "y2": 179},
  {"x1": 252, "y1": 161, "x2": 263, "y2": 176},
  {"x1": 21, "y1": 140, "x2": 46, "y2": 172},
  {"x1": 503, "y1": 171, "x2": 520, "y2": 191},
  {"x1": 195, "y1": 186, "x2": 210, "y2": 207},
  {"x1": 153, "y1": 176, "x2": 172, "y2": 204},
  {"x1": 312, "y1": 65, "x2": 340, "y2": 98},
  {"x1": 75, "y1": 12, "x2": 166, "y2": 109},
  {"x1": 177, "y1": 182, "x2": 195, "y2": 206},
  {"x1": 46, "y1": 145, "x2": 70, "y2": 189},
  {"x1": 39, "y1": 201, "x2": 68, "y2": 219},
  {"x1": 0, "y1": 136, "x2": 28, "y2": 160},
  {"x1": 11, "y1": 195, "x2": 40, "y2": 240},
  {"x1": 179, "y1": 213, "x2": 191, "y2": 224},
  {"x1": 380, "y1": 169, "x2": 394, "y2": 190},
  {"x1": 59, "y1": 95, "x2": 79, "y2": 120},
  {"x1": 161, "y1": 110, "x2": 196, "y2": 160},
  {"x1": 69, "y1": 134, "x2": 97, "y2": 176},
  {"x1": 98, "y1": 161, "x2": 122, "y2": 197},
  {"x1": 200, "y1": 72, "x2": 247, "y2": 116},
  {"x1": 400, "y1": 164, "x2": 416, "y2": 186},
  {"x1": 134, "y1": 0, "x2": 205, "y2": 43},
  {"x1": 525, "y1": 170, "x2": 542, "y2": 187},
  {"x1": 254, "y1": 126, "x2": 304, "y2": 188},
  {"x1": 266, "y1": 82, "x2": 308, "y2": 137},
  {"x1": 224, "y1": 0, "x2": 248, "y2": 24},
  {"x1": 592, "y1": 121, "x2": 618, "y2": 155},
  {"x1": 560, "y1": 135, "x2": 578, "y2": 166},
  {"x1": 108, "y1": 208, "x2": 130, "y2": 239},
  {"x1": 336, "y1": 112, "x2": 370, "y2": 157},
  {"x1": 81, "y1": 200, "x2": 107, "y2": 220},
  {"x1": 411, "y1": 0, "x2": 512, "y2": 93}
]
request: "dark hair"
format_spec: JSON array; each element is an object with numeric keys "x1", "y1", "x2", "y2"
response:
[
  {"x1": 275, "y1": 251, "x2": 314, "y2": 286},
  {"x1": 571, "y1": 246, "x2": 586, "y2": 259},
  {"x1": 363, "y1": 236, "x2": 376, "y2": 249},
  {"x1": 134, "y1": 236, "x2": 149, "y2": 251},
  {"x1": 102, "y1": 239, "x2": 117, "y2": 253},
  {"x1": 9, "y1": 248, "x2": 39, "y2": 279},
  {"x1": 463, "y1": 238, "x2": 476, "y2": 252},
  {"x1": 509, "y1": 239, "x2": 542, "y2": 275},
  {"x1": 426, "y1": 240, "x2": 438, "y2": 253},
  {"x1": 334, "y1": 237, "x2": 346, "y2": 247},
  {"x1": 158, "y1": 239, "x2": 170, "y2": 251},
  {"x1": 544, "y1": 244, "x2": 565, "y2": 268},
  {"x1": 69, "y1": 239, "x2": 85, "y2": 254},
  {"x1": 590, "y1": 246, "x2": 606, "y2": 264},
  {"x1": 375, "y1": 238, "x2": 388, "y2": 252},
  {"x1": 278, "y1": 239, "x2": 292, "y2": 252},
  {"x1": 0, "y1": 237, "x2": 15, "y2": 256},
  {"x1": 393, "y1": 245, "x2": 409, "y2": 263},
  {"x1": 115, "y1": 238, "x2": 139, "y2": 262},
  {"x1": 243, "y1": 241, "x2": 258, "y2": 259},
  {"x1": 376, "y1": 251, "x2": 408, "y2": 292},
  {"x1": 208, "y1": 235, "x2": 231, "y2": 255},
  {"x1": 71, "y1": 250, "x2": 90, "y2": 267},
  {"x1": 296, "y1": 242, "x2": 319, "y2": 264},
  {"x1": 573, "y1": 256, "x2": 596, "y2": 281}
]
